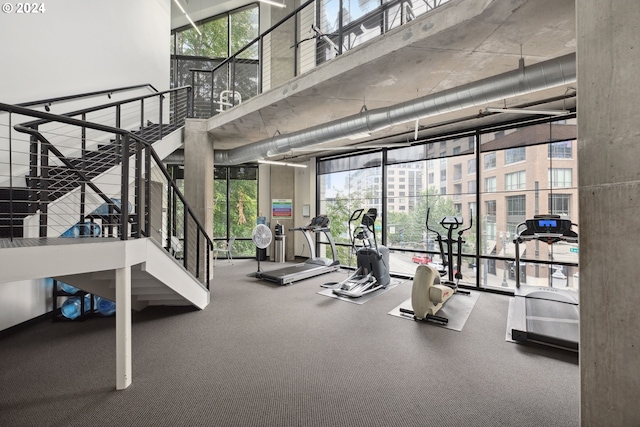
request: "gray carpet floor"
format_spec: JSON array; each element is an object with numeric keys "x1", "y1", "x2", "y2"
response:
[{"x1": 0, "y1": 259, "x2": 579, "y2": 427}]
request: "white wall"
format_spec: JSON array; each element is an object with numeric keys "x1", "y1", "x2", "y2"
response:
[
  {"x1": 293, "y1": 159, "x2": 315, "y2": 258},
  {"x1": 0, "y1": 0, "x2": 172, "y2": 332},
  {"x1": 0, "y1": 0, "x2": 170, "y2": 104},
  {"x1": 258, "y1": 163, "x2": 272, "y2": 256}
]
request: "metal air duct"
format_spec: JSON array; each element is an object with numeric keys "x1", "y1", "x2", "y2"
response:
[{"x1": 214, "y1": 53, "x2": 576, "y2": 165}]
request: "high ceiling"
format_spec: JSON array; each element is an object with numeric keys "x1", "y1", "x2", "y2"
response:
[{"x1": 196, "y1": 0, "x2": 577, "y2": 162}]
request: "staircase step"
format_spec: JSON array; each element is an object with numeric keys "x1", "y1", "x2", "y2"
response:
[{"x1": 8, "y1": 123, "x2": 177, "y2": 224}]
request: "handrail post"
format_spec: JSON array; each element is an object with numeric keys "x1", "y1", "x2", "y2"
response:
[
  {"x1": 182, "y1": 211, "x2": 188, "y2": 269},
  {"x1": 134, "y1": 139, "x2": 142, "y2": 238},
  {"x1": 8, "y1": 113, "x2": 14, "y2": 241},
  {"x1": 231, "y1": 57, "x2": 237, "y2": 107},
  {"x1": 145, "y1": 144, "x2": 151, "y2": 238},
  {"x1": 172, "y1": 89, "x2": 177, "y2": 124},
  {"x1": 210, "y1": 70, "x2": 215, "y2": 117},
  {"x1": 39, "y1": 141, "x2": 49, "y2": 237},
  {"x1": 120, "y1": 134, "x2": 130, "y2": 240},
  {"x1": 294, "y1": 10, "x2": 299, "y2": 77},
  {"x1": 115, "y1": 105, "x2": 122, "y2": 157},
  {"x1": 206, "y1": 242, "x2": 210, "y2": 289},
  {"x1": 258, "y1": 35, "x2": 263, "y2": 94},
  {"x1": 28, "y1": 127, "x2": 38, "y2": 191},
  {"x1": 140, "y1": 99, "x2": 145, "y2": 131},
  {"x1": 196, "y1": 232, "x2": 201, "y2": 279},
  {"x1": 190, "y1": 69, "x2": 197, "y2": 118},
  {"x1": 187, "y1": 86, "x2": 194, "y2": 118},
  {"x1": 80, "y1": 115, "x2": 87, "y2": 227},
  {"x1": 159, "y1": 95, "x2": 164, "y2": 140}
]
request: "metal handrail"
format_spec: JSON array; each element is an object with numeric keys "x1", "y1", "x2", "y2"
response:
[
  {"x1": 20, "y1": 85, "x2": 193, "y2": 128},
  {"x1": 1, "y1": 101, "x2": 213, "y2": 287},
  {"x1": 2, "y1": 101, "x2": 211, "y2": 243},
  {"x1": 190, "y1": 0, "x2": 314, "y2": 79},
  {"x1": 15, "y1": 83, "x2": 159, "y2": 109},
  {"x1": 186, "y1": 0, "x2": 445, "y2": 119}
]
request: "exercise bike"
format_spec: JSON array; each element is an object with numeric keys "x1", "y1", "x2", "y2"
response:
[
  {"x1": 330, "y1": 208, "x2": 390, "y2": 298},
  {"x1": 400, "y1": 209, "x2": 472, "y2": 324}
]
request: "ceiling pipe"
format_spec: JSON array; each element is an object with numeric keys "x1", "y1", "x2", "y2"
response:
[{"x1": 214, "y1": 53, "x2": 576, "y2": 166}]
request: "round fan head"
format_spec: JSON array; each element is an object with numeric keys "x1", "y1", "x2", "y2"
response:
[{"x1": 252, "y1": 224, "x2": 273, "y2": 249}]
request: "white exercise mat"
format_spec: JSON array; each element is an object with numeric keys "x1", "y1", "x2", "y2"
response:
[
  {"x1": 388, "y1": 290, "x2": 480, "y2": 331},
  {"x1": 317, "y1": 279, "x2": 404, "y2": 305}
]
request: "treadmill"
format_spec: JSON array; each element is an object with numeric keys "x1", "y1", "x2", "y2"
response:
[
  {"x1": 259, "y1": 215, "x2": 340, "y2": 285},
  {"x1": 510, "y1": 215, "x2": 580, "y2": 352}
]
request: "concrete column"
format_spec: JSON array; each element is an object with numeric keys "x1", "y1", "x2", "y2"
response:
[
  {"x1": 115, "y1": 266, "x2": 131, "y2": 390},
  {"x1": 268, "y1": 0, "x2": 296, "y2": 89},
  {"x1": 270, "y1": 164, "x2": 295, "y2": 261},
  {"x1": 577, "y1": 1, "x2": 640, "y2": 425},
  {"x1": 183, "y1": 119, "x2": 214, "y2": 279}
]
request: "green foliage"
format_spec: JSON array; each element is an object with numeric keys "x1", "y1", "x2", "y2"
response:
[
  {"x1": 214, "y1": 167, "x2": 258, "y2": 257},
  {"x1": 174, "y1": 7, "x2": 258, "y2": 59},
  {"x1": 386, "y1": 186, "x2": 457, "y2": 249},
  {"x1": 177, "y1": 17, "x2": 229, "y2": 58}
]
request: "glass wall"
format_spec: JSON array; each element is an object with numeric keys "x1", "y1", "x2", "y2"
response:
[
  {"x1": 477, "y1": 119, "x2": 579, "y2": 291},
  {"x1": 317, "y1": 0, "x2": 451, "y2": 61},
  {"x1": 214, "y1": 165, "x2": 259, "y2": 258},
  {"x1": 170, "y1": 4, "x2": 259, "y2": 89},
  {"x1": 317, "y1": 117, "x2": 579, "y2": 291},
  {"x1": 317, "y1": 152, "x2": 382, "y2": 268}
]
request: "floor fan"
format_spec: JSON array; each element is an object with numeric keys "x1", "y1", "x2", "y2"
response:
[{"x1": 252, "y1": 224, "x2": 272, "y2": 275}]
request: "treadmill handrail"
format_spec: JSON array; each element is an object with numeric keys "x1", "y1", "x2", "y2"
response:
[
  {"x1": 289, "y1": 226, "x2": 331, "y2": 232},
  {"x1": 289, "y1": 222, "x2": 339, "y2": 263}
]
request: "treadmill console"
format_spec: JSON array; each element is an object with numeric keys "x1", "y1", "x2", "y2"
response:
[
  {"x1": 309, "y1": 215, "x2": 330, "y2": 229},
  {"x1": 516, "y1": 215, "x2": 578, "y2": 244}
]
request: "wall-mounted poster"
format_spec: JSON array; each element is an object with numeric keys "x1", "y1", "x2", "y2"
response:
[{"x1": 272, "y1": 199, "x2": 292, "y2": 219}]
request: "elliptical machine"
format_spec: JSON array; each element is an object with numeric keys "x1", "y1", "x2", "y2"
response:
[
  {"x1": 400, "y1": 209, "x2": 472, "y2": 324},
  {"x1": 330, "y1": 208, "x2": 390, "y2": 298}
]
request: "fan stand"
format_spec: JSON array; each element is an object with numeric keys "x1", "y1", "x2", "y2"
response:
[
  {"x1": 257, "y1": 256, "x2": 263, "y2": 275},
  {"x1": 252, "y1": 224, "x2": 272, "y2": 278}
]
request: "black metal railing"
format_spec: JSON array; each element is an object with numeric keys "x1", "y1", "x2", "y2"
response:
[
  {"x1": 16, "y1": 83, "x2": 161, "y2": 110},
  {"x1": 187, "y1": 0, "x2": 449, "y2": 119},
  {"x1": 0, "y1": 94, "x2": 212, "y2": 288}
]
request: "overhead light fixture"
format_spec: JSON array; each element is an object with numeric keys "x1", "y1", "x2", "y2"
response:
[
  {"x1": 360, "y1": 142, "x2": 413, "y2": 149},
  {"x1": 258, "y1": 159, "x2": 307, "y2": 168},
  {"x1": 346, "y1": 132, "x2": 371, "y2": 141},
  {"x1": 484, "y1": 107, "x2": 569, "y2": 116},
  {"x1": 290, "y1": 141, "x2": 413, "y2": 153},
  {"x1": 290, "y1": 147, "x2": 350, "y2": 152},
  {"x1": 174, "y1": 0, "x2": 201, "y2": 35},
  {"x1": 259, "y1": 0, "x2": 286, "y2": 7}
]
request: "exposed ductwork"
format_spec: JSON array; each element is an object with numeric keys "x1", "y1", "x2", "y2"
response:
[{"x1": 213, "y1": 53, "x2": 576, "y2": 166}]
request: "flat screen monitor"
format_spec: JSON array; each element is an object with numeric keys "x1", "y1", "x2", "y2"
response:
[{"x1": 538, "y1": 219, "x2": 557, "y2": 228}]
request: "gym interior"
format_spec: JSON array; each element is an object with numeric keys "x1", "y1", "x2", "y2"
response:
[{"x1": 0, "y1": 1, "x2": 638, "y2": 426}]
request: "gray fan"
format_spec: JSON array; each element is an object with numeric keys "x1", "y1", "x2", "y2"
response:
[{"x1": 252, "y1": 224, "x2": 272, "y2": 274}]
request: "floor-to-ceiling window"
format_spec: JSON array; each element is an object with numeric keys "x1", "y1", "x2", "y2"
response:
[
  {"x1": 214, "y1": 165, "x2": 259, "y2": 258},
  {"x1": 317, "y1": 152, "x2": 382, "y2": 268},
  {"x1": 316, "y1": 0, "x2": 450, "y2": 63},
  {"x1": 317, "y1": 116, "x2": 579, "y2": 291},
  {"x1": 170, "y1": 4, "x2": 259, "y2": 117},
  {"x1": 478, "y1": 119, "x2": 579, "y2": 291}
]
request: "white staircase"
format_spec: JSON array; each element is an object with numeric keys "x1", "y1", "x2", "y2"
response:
[
  {"x1": 0, "y1": 123, "x2": 209, "y2": 390},
  {"x1": 0, "y1": 237, "x2": 209, "y2": 309}
]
